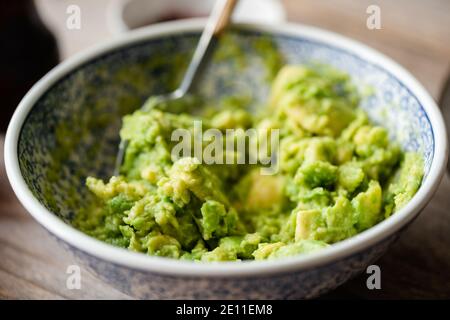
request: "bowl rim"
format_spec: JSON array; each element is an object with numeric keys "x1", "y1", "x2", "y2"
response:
[{"x1": 5, "y1": 18, "x2": 448, "y2": 278}]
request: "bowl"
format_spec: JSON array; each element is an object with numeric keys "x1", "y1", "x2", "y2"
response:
[{"x1": 5, "y1": 19, "x2": 448, "y2": 299}]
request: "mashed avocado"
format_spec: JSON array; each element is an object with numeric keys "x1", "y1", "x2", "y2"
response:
[{"x1": 75, "y1": 65, "x2": 423, "y2": 261}]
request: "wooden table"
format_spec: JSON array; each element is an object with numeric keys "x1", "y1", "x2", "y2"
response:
[{"x1": 1, "y1": 0, "x2": 449, "y2": 299}]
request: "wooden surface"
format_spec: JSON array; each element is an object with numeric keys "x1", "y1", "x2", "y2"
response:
[{"x1": 1, "y1": 0, "x2": 449, "y2": 299}]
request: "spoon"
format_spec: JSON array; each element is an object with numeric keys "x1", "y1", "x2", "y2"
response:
[{"x1": 114, "y1": 0, "x2": 238, "y2": 176}]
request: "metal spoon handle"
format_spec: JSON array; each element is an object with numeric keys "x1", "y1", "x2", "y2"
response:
[
  {"x1": 113, "y1": 139, "x2": 128, "y2": 176},
  {"x1": 114, "y1": 0, "x2": 238, "y2": 176},
  {"x1": 174, "y1": 0, "x2": 237, "y2": 98}
]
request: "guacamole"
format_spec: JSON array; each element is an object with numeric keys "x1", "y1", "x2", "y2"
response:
[{"x1": 75, "y1": 65, "x2": 423, "y2": 261}]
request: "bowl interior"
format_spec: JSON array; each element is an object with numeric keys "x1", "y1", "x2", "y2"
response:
[{"x1": 18, "y1": 27, "x2": 434, "y2": 223}]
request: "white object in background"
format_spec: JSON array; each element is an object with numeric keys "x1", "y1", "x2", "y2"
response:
[{"x1": 107, "y1": 0, "x2": 286, "y2": 34}]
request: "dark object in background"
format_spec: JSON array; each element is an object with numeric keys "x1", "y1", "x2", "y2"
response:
[
  {"x1": 0, "y1": 0, "x2": 59, "y2": 132},
  {"x1": 438, "y1": 72, "x2": 450, "y2": 172}
]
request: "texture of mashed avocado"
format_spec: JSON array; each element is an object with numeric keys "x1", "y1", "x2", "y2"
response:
[{"x1": 75, "y1": 65, "x2": 424, "y2": 261}]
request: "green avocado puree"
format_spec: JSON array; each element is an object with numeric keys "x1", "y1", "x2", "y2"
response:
[{"x1": 74, "y1": 65, "x2": 423, "y2": 261}]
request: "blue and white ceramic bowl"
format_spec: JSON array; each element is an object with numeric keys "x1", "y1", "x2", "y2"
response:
[{"x1": 5, "y1": 20, "x2": 448, "y2": 299}]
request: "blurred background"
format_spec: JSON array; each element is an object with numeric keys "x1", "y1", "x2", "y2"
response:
[
  {"x1": 2, "y1": 0, "x2": 449, "y2": 133},
  {"x1": 1, "y1": 0, "x2": 450, "y2": 299}
]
